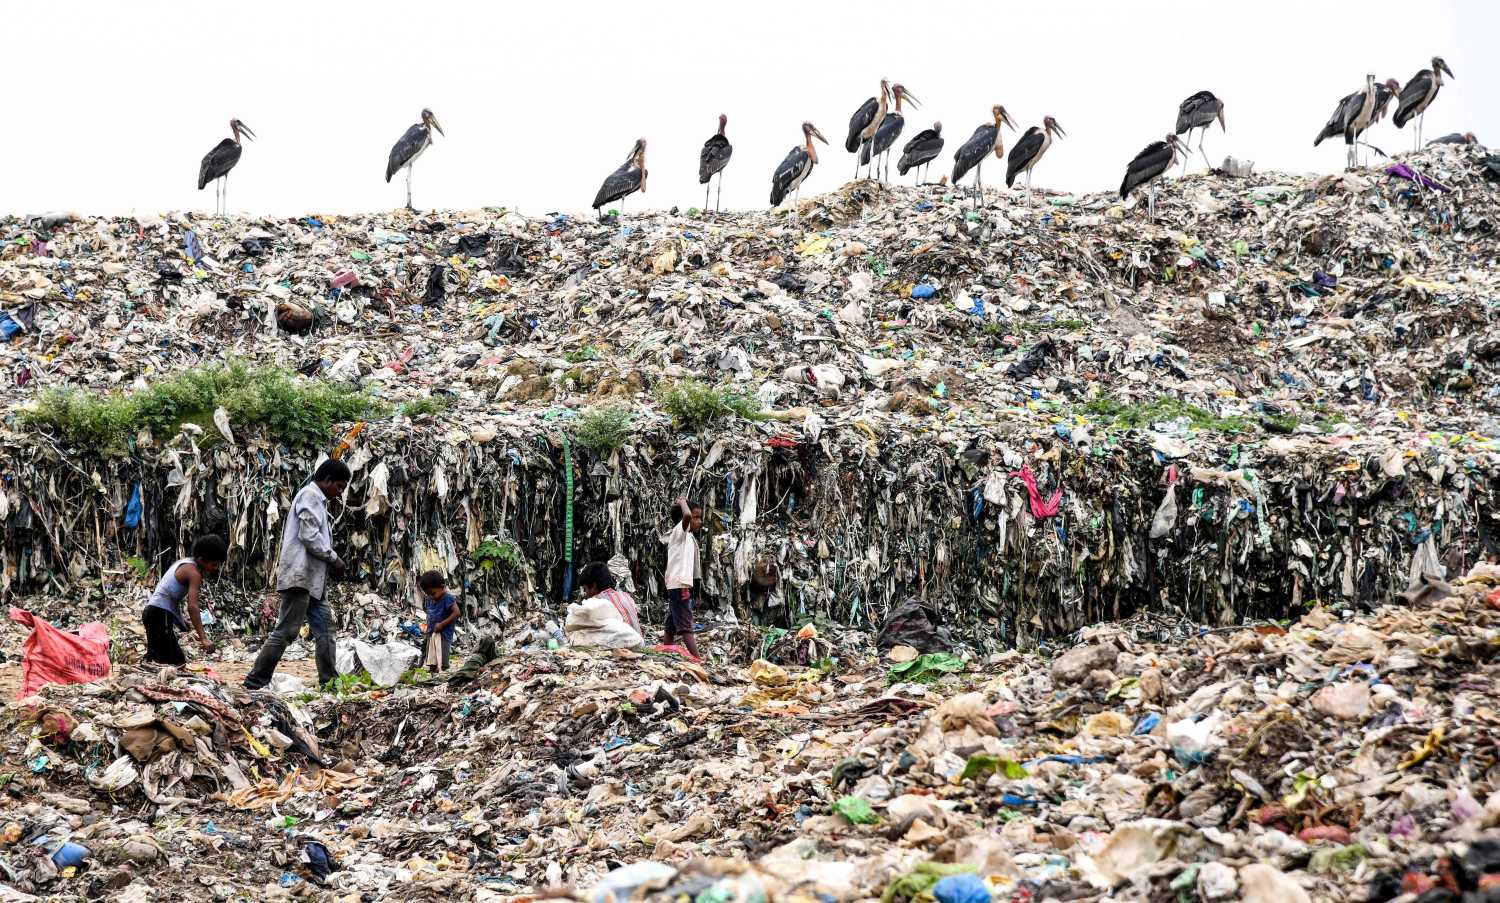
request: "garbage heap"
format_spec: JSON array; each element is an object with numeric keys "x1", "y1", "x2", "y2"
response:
[
  {"x1": 2, "y1": 144, "x2": 1499, "y2": 643},
  {"x1": 5, "y1": 560, "x2": 1500, "y2": 900}
]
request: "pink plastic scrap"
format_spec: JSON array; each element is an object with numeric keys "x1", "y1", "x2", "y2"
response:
[{"x1": 1009, "y1": 465, "x2": 1063, "y2": 518}]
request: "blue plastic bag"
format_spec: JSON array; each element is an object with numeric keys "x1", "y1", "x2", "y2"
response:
[
  {"x1": 911, "y1": 284, "x2": 936, "y2": 299},
  {"x1": 123, "y1": 483, "x2": 143, "y2": 528},
  {"x1": 933, "y1": 873, "x2": 990, "y2": 903}
]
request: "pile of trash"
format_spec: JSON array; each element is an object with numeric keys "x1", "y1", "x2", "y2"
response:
[
  {"x1": 5, "y1": 557, "x2": 1500, "y2": 900},
  {"x1": 2, "y1": 144, "x2": 1499, "y2": 643}
]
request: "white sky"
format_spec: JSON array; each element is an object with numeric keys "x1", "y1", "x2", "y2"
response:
[{"x1": 4, "y1": 0, "x2": 1494, "y2": 218}]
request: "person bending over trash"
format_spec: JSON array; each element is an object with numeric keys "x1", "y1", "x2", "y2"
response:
[
  {"x1": 662, "y1": 496, "x2": 703, "y2": 660},
  {"x1": 578, "y1": 560, "x2": 641, "y2": 635},
  {"x1": 244, "y1": 459, "x2": 350, "y2": 690},
  {"x1": 418, "y1": 570, "x2": 461, "y2": 672},
  {"x1": 142, "y1": 534, "x2": 226, "y2": 666}
]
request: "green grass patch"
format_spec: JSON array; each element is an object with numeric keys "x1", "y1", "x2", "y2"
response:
[
  {"x1": 22, "y1": 360, "x2": 382, "y2": 452},
  {"x1": 399, "y1": 396, "x2": 451, "y2": 419},
  {"x1": 656, "y1": 379, "x2": 761, "y2": 430},
  {"x1": 1083, "y1": 395, "x2": 1253, "y2": 434},
  {"x1": 572, "y1": 403, "x2": 634, "y2": 454}
]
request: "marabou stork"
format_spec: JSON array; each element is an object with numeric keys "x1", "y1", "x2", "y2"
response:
[
  {"x1": 593, "y1": 139, "x2": 648, "y2": 219},
  {"x1": 1006, "y1": 116, "x2": 1066, "y2": 199},
  {"x1": 1120, "y1": 134, "x2": 1188, "y2": 223},
  {"x1": 1429, "y1": 131, "x2": 1478, "y2": 146},
  {"x1": 1174, "y1": 91, "x2": 1224, "y2": 175},
  {"x1": 385, "y1": 108, "x2": 444, "y2": 211},
  {"x1": 1314, "y1": 74, "x2": 1379, "y2": 169},
  {"x1": 845, "y1": 79, "x2": 890, "y2": 181},
  {"x1": 699, "y1": 114, "x2": 733, "y2": 213},
  {"x1": 198, "y1": 118, "x2": 256, "y2": 215},
  {"x1": 897, "y1": 122, "x2": 944, "y2": 184},
  {"x1": 860, "y1": 84, "x2": 920, "y2": 183},
  {"x1": 951, "y1": 105, "x2": 1015, "y2": 208},
  {"x1": 1394, "y1": 56, "x2": 1455, "y2": 151},
  {"x1": 770, "y1": 122, "x2": 828, "y2": 209}
]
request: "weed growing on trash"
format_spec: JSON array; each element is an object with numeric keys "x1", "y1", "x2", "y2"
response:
[
  {"x1": 398, "y1": 396, "x2": 451, "y2": 419},
  {"x1": 573, "y1": 404, "x2": 634, "y2": 454},
  {"x1": 656, "y1": 379, "x2": 762, "y2": 429},
  {"x1": 1083, "y1": 394, "x2": 1253, "y2": 434},
  {"x1": 471, "y1": 537, "x2": 523, "y2": 572},
  {"x1": 22, "y1": 360, "x2": 381, "y2": 451}
]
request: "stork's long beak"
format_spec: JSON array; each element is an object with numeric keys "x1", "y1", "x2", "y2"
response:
[
  {"x1": 1216, "y1": 108, "x2": 1226, "y2": 132},
  {"x1": 1051, "y1": 120, "x2": 1067, "y2": 139},
  {"x1": 431, "y1": 116, "x2": 446, "y2": 137},
  {"x1": 812, "y1": 127, "x2": 828, "y2": 144},
  {"x1": 900, "y1": 88, "x2": 921, "y2": 110},
  {"x1": 238, "y1": 122, "x2": 257, "y2": 141},
  {"x1": 1442, "y1": 61, "x2": 1455, "y2": 79},
  {"x1": 1003, "y1": 111, "x2": 1016, "y2": 131}
]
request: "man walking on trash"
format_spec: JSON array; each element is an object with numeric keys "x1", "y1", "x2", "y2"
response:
[
  {"x1": 663, "y1": 496, "x2": 703, "y2": 661},
  {"x1": 244, "y1": 459, "x2": 350, "y2": 690}
]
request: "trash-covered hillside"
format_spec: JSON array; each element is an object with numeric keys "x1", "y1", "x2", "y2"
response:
[
  {"x1": 3, "y1": 555, "x2": 1500, "y2": 901},
  {"x1": 2, "y1": 144, "x2": 1499, "y2": 645}
]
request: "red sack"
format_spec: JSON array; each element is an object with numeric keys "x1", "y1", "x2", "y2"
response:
[{"x1": 9, "y1": 608, "x2": 111, "y2": 699}]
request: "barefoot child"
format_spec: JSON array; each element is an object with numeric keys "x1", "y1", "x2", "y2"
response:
[
  {"x1": 662, "y1": 497, "x2": 702, "y2": 660},
  {"x1": 419, "y1": 570, "x2": 461, "y2": 672}
]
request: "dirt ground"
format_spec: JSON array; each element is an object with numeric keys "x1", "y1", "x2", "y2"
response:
[{"x1": 0, "y1": 647, "x2": 321, "y2": 698}]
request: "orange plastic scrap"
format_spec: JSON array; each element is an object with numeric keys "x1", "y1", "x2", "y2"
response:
[
  {"x1": 1398, "y1": 726, "x2": 1445, "y2": 771},
  {"x1": 331, "y1": 421, "x2": 367, "y2": 460}
]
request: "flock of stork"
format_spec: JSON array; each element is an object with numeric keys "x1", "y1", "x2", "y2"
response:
[{"x1": 195, "y1": 55, "x2": 1461, "y2": 221}]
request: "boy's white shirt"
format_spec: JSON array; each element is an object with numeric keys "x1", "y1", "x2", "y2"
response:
[{"x1": 664, "y1": 521, "x2": 698, "y2": 590}]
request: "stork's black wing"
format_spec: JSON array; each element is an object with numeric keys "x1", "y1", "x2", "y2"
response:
[
  {"x1": 1006, "y1": 127, "x2": 1045, "y2": 187},
  {"x1": 386, "y1": 123, "x2": 429, "y2": 182},
  {"x1": 1175, "y1": 91, "x2": 1220, "y2": 134},
  {"x1": 1428, "y1": 132, "x2": 1468, "y2": 145},
  {"x1": 699, "y1": 134, "x2": 732, "y2": 183},
  {"x1": 951, "y1": 125, "x2": 995, "y2": 184},
  {"x1": 1394, "y1": 70, "x2": 1434, "y2": 127},
  {"x1": 845, "y1": 97, "x2": 877, "y2": 152},
  {"x1": 198, "y1": 138, "x2": 242, "y2": 189},
  {"x1": 1120, "y1": 140, "x2": 1173, "y2": 199},
  {"x1": 593, "y1": 162, "x2": 643, "y2": 210},
  {"x1": 1314, "y1": 91, "x2": 1364, "y2": 146},
  {"x1": 860, "y1": 113, "x2": 906, "y2": 164},
  {"x1": 898, "y1": 129, "x2": 943, "y2": 174},
  {"x1": 770, "y1": 146, "x2": 808, "y2": 206}
]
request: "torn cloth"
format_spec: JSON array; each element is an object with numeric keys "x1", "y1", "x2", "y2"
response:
[{"x1": 1009, "y1": 466, "x2": 1063, "y2": 519}]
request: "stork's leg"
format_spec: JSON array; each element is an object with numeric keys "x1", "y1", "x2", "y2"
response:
[
  {"x1": 1148, "y1": 182, "x2": 1157, "y2": 223},
  {"x1": 1026, "y1": 168, "x2": 1033, "y2": 202},
  {"x1": 1417, "y1": 112, "x2": 1425, "y2": 151},
  {"x1": 223, "y1": 172, "x2": 229, "y2": 215},
  {"x1": 1180, "y1": 141, "x2": 1189, "y2": 178},
  {"x1": 1198, "y1": 129, "x2": 1212, "y2": 169},
  {"x1": 405, "y1": 165, "x2": 414, "y2": 210},
  {"x1": 716, "y1": 172, "x2": 723, "y2": 213},
  {"x1": 705, "y1": 181, "x2": 711, "y2": 214}
]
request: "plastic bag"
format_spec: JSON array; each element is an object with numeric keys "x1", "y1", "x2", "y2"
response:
[
  {"x1": 565, "y1": 597, "x2": 643, "y2": 649},
  {"x1": 9, "y1": 608, "x2": 111, "y2": 699},
  {"x1": 351, "y1": 639, "x2": 419, "y2": 687},
  {"x1": 1149, "y1": 485, "x2": 1178, "y2": 539}
]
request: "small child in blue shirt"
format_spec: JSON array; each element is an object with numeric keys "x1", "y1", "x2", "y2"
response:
[{"x1": 418, "y1": 571, "x2": 460, "y2": 671}]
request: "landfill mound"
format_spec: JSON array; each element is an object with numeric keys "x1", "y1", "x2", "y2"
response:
[
  {"x1": 5, "y1": 561, "x2": 1500, "y2": 900},
  {"x1": 1, "y1": 144, "x2": 1499, "y2": 644}
]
